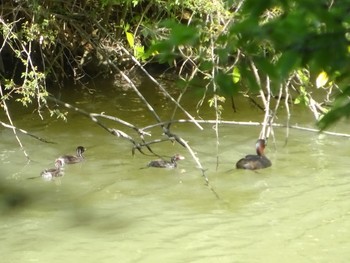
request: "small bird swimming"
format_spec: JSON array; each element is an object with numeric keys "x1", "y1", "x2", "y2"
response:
[
  {"x1": 56, "y1": 146, "x2": 86, "y2": 165},
  {"x1": 147, "y1": 154, "x2": 185, "y2": 169},
  {"x1": 40, "y1": 159, "x2": 64, "y2": 181},
  {"x1": 236, "y1": 139, "x2": 272, "y2": 170}
]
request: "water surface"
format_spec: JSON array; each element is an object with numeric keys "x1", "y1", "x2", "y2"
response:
[{"x1": 1, "y1": 76, "x2": 350, "y2": 262}]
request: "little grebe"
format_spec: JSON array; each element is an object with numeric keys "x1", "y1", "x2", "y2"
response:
[
  {"x1": 236, "y1": 139, "x2": 271, "y2": 170},
  {"x1": 57, "y1": 146, "x2": 85, "y2": 165},
  {"x1": 147, "y1": 154, "x2": 185, "y2": 168},
  {"x1": 41, "y1": 159, "x2": 64, "y2": 181}
]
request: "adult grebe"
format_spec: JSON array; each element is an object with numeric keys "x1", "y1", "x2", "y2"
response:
[{"x1": 236, "y1": 139, "x2": 271, "y2": 170}]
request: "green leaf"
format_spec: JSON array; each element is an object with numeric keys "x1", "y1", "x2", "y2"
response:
[
  {"x1": 126, "y1": 31, "x2": 134, "y2": 48},
  {"x1": 276, "y1": 51, "x2": 301, "y2": 79},
  {"x1": 254, "y1": 57, "x2": 278, "y2": 80},
  {"x1": 316, "y1": 71, "x2": 329, "y2": 88},
  {"x1": 294, "y1": 86, "x2": 310, "y2": 106},
  {"x1": 199, "y1": 60, "x2": 213, "y2": 72},
  {"x1": 239, "y1": 66, "x2": 260, "y2": 91},
  {"x1": 161, "y1": 20, "x2": 199, "y2": 46},
  {"x1": 294, "y1": 97, "x2": 301, "y2": 105},
  {"x1": 317, "y1": 85, "x2": 350, "y2": 130},
  {"x1": 134, "y1": 45, "x2": 147, "y2": 61},
  {"x1": 232, "y1": 67, "x2": 241, "y2": 84},
  {"x1": 243, "y1": 0, "x2": 273, "y2": 17},
  {"x1": 216, "y1": 71, "x2": 238, "y2": 95}
]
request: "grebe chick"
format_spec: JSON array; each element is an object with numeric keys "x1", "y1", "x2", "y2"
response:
[
  {"x1": 57, "y1": 146, "x2": 85, "y2": 165},
  {"x1": 147, "y1": 154, "x2": 185, "y2": 169},
  {"x1": 41, "y1": 159, "x2": 64, "y2": 181}
]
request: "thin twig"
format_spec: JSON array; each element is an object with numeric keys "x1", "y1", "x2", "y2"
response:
[
  {"x1": 0, "y1": 120, "x2": 55, "y2": 144},
  {"x1": 141, "y1": 119, "x2": 350, "y2": 138},
  {"x1": 163, "y1": 129, "x2": 221, "y2": 199},
  {"x1": 259, "y1": 75, "x2": 270, "y2": 139},
  {"x1": 0, "y1": 85, "x2": 30, "y2": 160},
  {"x1": 249, "y1": 59, "x2": 272, "y2": 140},
  {"x1": 120, "y1": 45, "x2": 204, "y2": 130},
  {"x1": 284, "y1": 76, "x2": 293, "y2": 145},
  {"x1": 47, "y1": 96, "x2": 147, "y2": 154},
  {"x1": 92, "y1": 19, "x2": 204, "y2": 130},
  {"x1": 270, "y1": 83, "x2": 284, "y2": 147},
  {"x1": 208, "y1": 13, "x2": 221, "y2": 171},
  {"x1": 90, "y1": 113, "x2": 151, "y2": 137}
]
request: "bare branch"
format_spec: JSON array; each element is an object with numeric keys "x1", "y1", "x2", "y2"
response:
[
  {"x1": 143, "y1": 119, "x2": 350, "y2": 138},
  {"x1": 47, "y1": 96, "x2": 147, "y2": 155},
  {"x1": 90, "y1": 113, "x2": 151, "y2": 137},
  {"x1": 0, "y1": 120, "x2": 55, "y2": 144},
  {"x1": 1, "y1": 85, "x2": 30, "y2": 160}
]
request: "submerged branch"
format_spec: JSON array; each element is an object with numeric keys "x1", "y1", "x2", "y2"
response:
[
  {"x1": 163, "y1": 128, "x2": 221, "y2": 199},
  {"x1": 90, "y1": 113, "x2": 151, "y2": 137},
  {"x1": 0, "y1": 121, "x2": 55, "y2": 144},
  {"x1": 142, "y1": 119, "x2": 350, "y2": 138},
  {"x1": 1, "y1": 86, "x2": 30, "y2": 160}
]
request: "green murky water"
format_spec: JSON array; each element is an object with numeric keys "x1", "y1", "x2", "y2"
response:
[{"x1": 1, "y1": 76, "x2": 350, "y2": 262}]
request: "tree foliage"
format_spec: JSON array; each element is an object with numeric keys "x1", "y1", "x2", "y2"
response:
[
  {"x1": 149, "y1": 0, "x2": 350, "y2": 130},
  {"x1": 0, "y1": 0, "x2": 350, "y2": 131}
]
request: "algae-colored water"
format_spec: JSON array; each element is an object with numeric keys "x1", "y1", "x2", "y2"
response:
[{"x1": 1, "y1": 76, "x2": 349, "y2": 263}]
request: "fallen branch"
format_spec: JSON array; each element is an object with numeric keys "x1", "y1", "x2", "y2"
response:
[
  {"x1": 142, "y1": 119, "x2": 350, "y2": 138},
  {"x1": 90, "y1": 113, "x2": 151, "y2": 137},
  {"x1": 67, "y1": 21, "x2": 216, "y2": 196},
  {"x1": 47, "y1": 96, "x2": 148, "y2": 154},
  {"x1": 1, "y1": 85, "x2": 29, "y2": 160},
  {"x1": 92, "y1": 19, "x2": 203, "y2": 131},
  {"x1": 119, "y1": 45, "x2": 204, "y2": 131},
  {"x1": 0, "y1": 120, "x2": 55, "y2": 144}
]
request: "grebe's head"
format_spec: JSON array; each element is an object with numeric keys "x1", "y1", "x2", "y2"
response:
[
  {"x1": 55, "y1": 159, "x2": 64, "y2": 168},
  {"x1": 172, "y1": 154, "x2": 185, "y2": 161},
  {"x1": 76, "y1": 146, "x2": 86, "y2": 155},
  {"x1": 256, "y1": 139, "x2": 267, "y2": 156}
]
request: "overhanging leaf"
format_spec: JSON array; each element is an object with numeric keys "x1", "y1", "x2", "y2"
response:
[
  {"x1": 126, "y1": 31, "x2": 134, "y2": 48},
  {"x1": 316, "y1": 71, "x2": 329, "y2": 88},
  {"x1": 232, "y1": 67, "x2": 241, "y2": 83}
]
